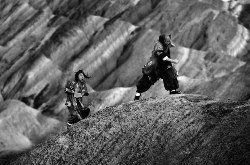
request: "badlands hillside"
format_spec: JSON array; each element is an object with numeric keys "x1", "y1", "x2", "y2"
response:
[{"x1": 0, "y1": 0, "x2": 250, "y2": 164}]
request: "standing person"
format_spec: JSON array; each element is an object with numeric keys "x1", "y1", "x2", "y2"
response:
[
  {"x1": 65, "y1": 70, "x2": 90, "y2": 125},
  {"x1": 134, "y1": 34, "x2": 181, "y2": 100}
]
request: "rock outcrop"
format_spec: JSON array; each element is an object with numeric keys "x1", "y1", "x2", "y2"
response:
[
  {"x1": 0, "y1": 0, "x2": 250, "y2": 162},
  {"x1": 4, "y1": 95, "x2": 250, "y2": 165},
  {"x1": 184, "y1": 64, "x2": 250, "y2": 101},
  {"x1": 0, "y1": 0, "x2": 249, "y2": 108},
  {"x1": 0, "y1": 99, "x2": 66, "y2": 158}
]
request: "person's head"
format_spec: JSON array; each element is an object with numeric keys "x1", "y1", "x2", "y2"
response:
[
  {"x1": 159, "y1": 34, "x2": 171, "y2": 45},
  {"x1": 75, "y1": 70, "x2": 90, "y2": 82}
]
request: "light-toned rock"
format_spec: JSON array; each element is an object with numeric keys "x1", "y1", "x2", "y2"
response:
[
  {"x1": 1, "y1": 0, "x2": 249, "y2": 111},
  {"x1": 185, "y1": 63, "x2": 250, "y2": 101},
  {"x1": 0, "y1": 1, "x2": 250, "y2": 164},
  {"x1": 0, "y1": 99, "x2": 66, "y2": 158}
]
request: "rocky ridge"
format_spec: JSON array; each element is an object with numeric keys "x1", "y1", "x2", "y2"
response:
[
  {"x1": 0, "y1": 0, "x2": 250, "y2": 161},
  {"x1": 5, "y1": 95, "x2": 250, "y2": 165}
]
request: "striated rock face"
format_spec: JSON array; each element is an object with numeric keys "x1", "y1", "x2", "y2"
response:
[
  {"x1": 0, "y1": 99, "x2": 66, "y2": 157},
  {"x1": 1, "y1": 0, "x2": 250, "y2": 161},
  {"x1": 5, "y1": 95, "x2": 250, "y2": 165},
  {"x1": 184, "y1": 64, "x2": 250, "y2": 101},
  {"x1": 206, "y1": 12, "x2": 249, "y2": 58},
  {"x1": 95, "y1": 29, "x2": 160, "y2": 90},
  {"x1": 0, "y1": 0, "x2": 249, "y2": 107}
]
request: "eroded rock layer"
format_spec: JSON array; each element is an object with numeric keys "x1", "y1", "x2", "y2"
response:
[{"x1": 0, "y1": 0, "x2": 250, "y2": 160}]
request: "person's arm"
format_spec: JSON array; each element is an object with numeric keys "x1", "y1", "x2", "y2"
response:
[
  {"x1": 170, "y1": 42, "x2": 175, "y2": 47},
  {"x1": 82, "y1": 82, "x2": 89, "y2": 96},
  {"x1": 163, "y1": 56, "x2": 179, "y2": 64},
  {"x1": 152, "y1": 42, "x2": 164, "y2": 55},
  {"x1": 65, "y1": 88, "x2": 74, "y2": 93},
  {"x1": 65, "y1": 81, "x2": 75, "y2": 93}
]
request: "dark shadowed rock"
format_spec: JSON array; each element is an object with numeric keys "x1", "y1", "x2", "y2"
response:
[
  {"x1": 239, "y1": 3, "x2": 250, "y2": 30},
  {"x1": 6, "y1": 94, "x2": 250, "y2": 165}
]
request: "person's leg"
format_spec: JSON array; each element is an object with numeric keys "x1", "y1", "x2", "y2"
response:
[
  {"x1": 159, "y1": 65, "x2": 171, "y2": 91},
  {"x1": 65, "y1": 98, "x2": 80, "y2": 125},
  {"x1": 76, "y1": 98, "x2": 90, "y2": 119},
  {"x1": 65, "y1": 100, "x2": 74, "y2": 115},
  {"x1": 67, "y1": 114, "x2": 80, "y2": 126},
  {"x1": 79, "y1": 107, "x2": 90, "y2": 119},
  {"x1": 169, "y1": 79, "x2": 181, "y2": 94},
  {"x1": 134, "y1": 74, "x2": 153, "y2": 100},
  {"x1": 134, "y1": 92, "x2": 141, "y2": 100},
  {"x1": 161, "y1": 67, "x2": 181, "y2": 94},
  {"x1": 169, "y1": 67, "x2": 181, "y2": 94}
]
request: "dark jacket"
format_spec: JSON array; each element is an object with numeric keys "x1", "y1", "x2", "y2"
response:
[
  {"x1": 152, "y1": 40, "x2": 175, "y2": 67},
  {"x1": 65, "y1": 80, "x2": 88, "y2": 115}
]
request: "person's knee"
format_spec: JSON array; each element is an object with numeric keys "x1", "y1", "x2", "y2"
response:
[
  {"x1": 136, "y1": 86, "x2": 148, "y2": 93},
  {"x1": 79, "y1": 107, "x2": 90, "y2": 119},
  {"x1": 136, "y1": 77, "x2": 152, "y2": 93},
  {"x1": 137, "y1": 84, "x2": 151, "y2": 93}
]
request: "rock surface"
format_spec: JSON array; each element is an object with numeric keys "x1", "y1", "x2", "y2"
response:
[
  {"x1": 184, "y1": 64, "x2": 250, "y2": 101},
  {"x1": 0, "y1": 0, "x2": 250, "y2": 162},
  {"x1": 4, "y1": 94, "x2": 250, "y2": 165},
  {"x1": 1, "y1": 0, "x2": 249, "y2": 106},
  {"x1": 0, "y1": 99, "x2": 66, "y2": 158}
]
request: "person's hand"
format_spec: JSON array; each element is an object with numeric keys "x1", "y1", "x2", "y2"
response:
[
  {"x1": 169, "y1": 42, "x2": 175, "y2": 47},
  {"x1": 65, "y1": 101, "x2": 71, "y2": 106},
  {"x1": 73, "y1": 102, "x2": 77, "y2": 107},
  {"x1": 173, "y1": 59, "x2": 179, "y2": 64},
  {"x1": 163, "y1": 56, "x2": 168, "y2": 61},
  {"x1": 65, "y1": 88, "x2": 73, "y2": 93}
]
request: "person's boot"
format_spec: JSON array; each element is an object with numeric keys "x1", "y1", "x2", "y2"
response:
[
  {"x1": 67, "y1": 114, "x2": 80, "y2": 126},
  {"x1": 79, "y1": 107, "x2": 90, "y2": 119},
  {"x1": 134, "y1": 93, "x2": 141, "y2": 101},
  {"x1": 170, "y1": 90, "x2": 181, "y2": 94}
]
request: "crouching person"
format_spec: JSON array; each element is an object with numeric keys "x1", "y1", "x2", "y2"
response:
[
  {"x1": 65, "y1": 70, "x2": 90, "y2": 126},
  {"x1": 134, "y1": 34, "x2": 181, "y2": 100}
]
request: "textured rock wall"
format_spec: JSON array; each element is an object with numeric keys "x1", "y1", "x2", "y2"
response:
[
  {"x1": 1, "y1": 0, "x2": 249, "y2": 106},
  {"x1": 185, "y1": 64, "x2": 250, "y2": 101},
  {"x1": 1, "y1": 0, "x2": 250, "y2": 160}
]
